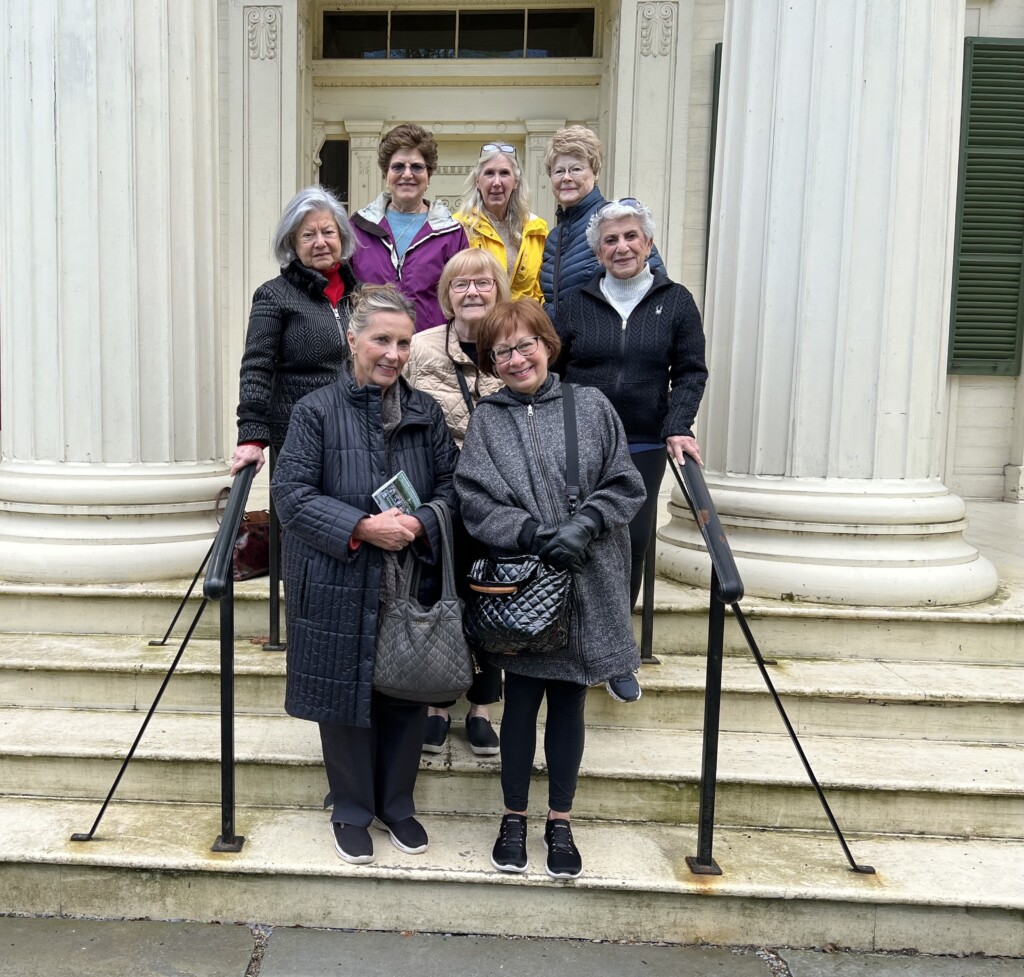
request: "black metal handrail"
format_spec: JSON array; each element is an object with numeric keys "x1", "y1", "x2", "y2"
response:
[
  {"x1": 70, "y1": 464, "x2": 256, "y2": 850},
  {"x1": 201, "y1": 461, "x2": 257, "y2": 852},
  {"x1": 667, "y1": 457, "x2": 874, "y2": 877}
]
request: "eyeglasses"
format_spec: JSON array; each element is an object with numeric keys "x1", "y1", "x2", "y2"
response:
[
  {"x1": 389, "y1": 161, "x2": 427, "y2": 175},
  {"x1": 450, "y1": 277, "x2": 496, "y2": 293},
  {"x1": 491, "y1": 335, "x2": 541, "y2": 364},
  {"x1": 482, "y1": 143, "x2": 517, "y2": 157},
  {"x1": 551, "y1": 163, "x2": 590, "y2": 180},
  {"x1": 597, "y1": 197, "x2": 642, "y2": 216}
]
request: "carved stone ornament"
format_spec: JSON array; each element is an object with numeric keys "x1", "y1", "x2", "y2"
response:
[
  {"x1": 313, "y1": 125, "x2": 327, "y2": 168},
  {"x1": 247, "y1": 6, "x2": 279, "y2": 60},
  {"x1": 638, "y1": 2, "x2": 675, "y2": 58}
]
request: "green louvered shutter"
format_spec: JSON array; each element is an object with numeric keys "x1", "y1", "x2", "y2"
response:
[{"x1": 948, "y1": 38, "x2": 1024, "y2": 375}]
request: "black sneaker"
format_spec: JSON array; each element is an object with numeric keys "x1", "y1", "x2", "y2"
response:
[
  {"x1": 372, "y1": 816, "x2": 428, "y2": 854},
  {"x1": 333, "y1": 823, "x2": 374, "y2": 864},
  {"x1": 543, "y1": 818, "x2": 582, "y2": 879},
  {"x1": 490, "y1": 814, "x2": 528, "y2": 873},
  {"x1": 605, "y1": 671, "x2": 642, "y2": 702},
  {"x1": 422, "y1": 714, "x2": 450, "y2": 754},
  {"x1": 466, "y1": 716, "x2": 500, "y2": 756}
]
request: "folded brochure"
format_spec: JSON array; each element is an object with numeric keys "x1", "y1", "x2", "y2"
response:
[{"x1": 372, "y1": 470, "x2": 422, "y2": 515}]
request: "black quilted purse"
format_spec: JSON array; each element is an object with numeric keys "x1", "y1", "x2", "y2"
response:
[
  {"x1": 374, "y1": 499, "x2": 475, "y2": 702},
  {"x1": 463, "y1": 384, "x2": 579, "y2": 657}
]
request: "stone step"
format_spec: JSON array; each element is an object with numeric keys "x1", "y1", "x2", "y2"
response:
[
  {"x1": 3, "y1": 574, "x2": 1023, "y2": 664},
  {"x1": 3, "y1": 633, "x2": 1022, "y2": 743},
  {"x1": 1, "y1": 796, "x2": 1020, "y2": 956},
  {"x1": 3, "y1": 705, "x2": 1019, "y2": 839}
]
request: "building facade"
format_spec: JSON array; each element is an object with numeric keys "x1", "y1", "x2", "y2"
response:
[{"x1": 1, "y1": 0, "x2": 1022, "y2": 603}]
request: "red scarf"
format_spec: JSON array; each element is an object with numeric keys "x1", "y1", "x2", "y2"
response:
[{"x1": 324, "y1": 263, "x2": 346, "y2": 306}]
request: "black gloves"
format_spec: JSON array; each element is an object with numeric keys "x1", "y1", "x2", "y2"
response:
[
  {"x1": 519, "y1": 519, "x2": 558, "y2": 556},
  {"x1": 538, "y1": 510, "x2": 602, "y2": 571}
]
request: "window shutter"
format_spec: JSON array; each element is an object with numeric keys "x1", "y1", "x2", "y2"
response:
[{"x1": 948, "y1": 39, "x2": 1024, "y2": 376}]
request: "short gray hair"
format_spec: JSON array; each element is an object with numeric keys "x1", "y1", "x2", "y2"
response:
[
  {"x1": 272, "y1": 185, "x2": 356, "y2": 267},
  {"x1": 585, "y1": 198, "x2": 657, "y2": 253},
  {"x1": 348, "y1": 284, "x2": 416, "y2": 337}
]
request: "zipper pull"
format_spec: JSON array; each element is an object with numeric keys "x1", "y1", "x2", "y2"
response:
[
  {"x1": 527, "y1": 404, "x2": 533, "y2": 417},
  {"x1": 332, "y1": 307, "x2": 341, "y2": 323},
  {"x1": 621, "y1": 319, "x2": 627, "y2": 330}
]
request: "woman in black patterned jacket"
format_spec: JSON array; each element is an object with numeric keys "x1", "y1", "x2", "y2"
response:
[
  {"x1": 555, "y1": 198, "x2": 707, "y2": 702},
  {"x1": 231, "y1": 185, "x2": 360, "y2": 475}
]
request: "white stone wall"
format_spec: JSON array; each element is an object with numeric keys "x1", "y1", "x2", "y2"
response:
[{"x1": 946, "y1": 0, "x2": 1024, "y2": 500}]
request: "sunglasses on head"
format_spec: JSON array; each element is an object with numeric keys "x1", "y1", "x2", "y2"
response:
[{"x1": 482, "y1": 143, "x2": 517, "y2": 158}]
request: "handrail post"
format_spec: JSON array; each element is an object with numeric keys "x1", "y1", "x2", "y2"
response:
[
  {"x1": 212, "y1": 573, "x2": 245, "y2": 853},
  {"x1": 265, "y1": 447, "x2": 285, "y2": 651},
  {"x1": 686, "y1": 565, "x2": 724, "y2": 876}
]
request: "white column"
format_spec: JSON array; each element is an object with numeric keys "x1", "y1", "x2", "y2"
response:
[
  {"x1": 223, "y1": 1, "x2": 304, "y2": 454},
  {"x1": 345, "y1": 121, "x2": 387, "y2": 212},
  {"x1": 0, "y1": 0, "x2": 227, "y2": 584},
  {"x1": 603, "y1": 0, "x2": 695, "y2": 274},
  {"x1": 659, "y1": 0, "x2": 998, "y2": 606}
]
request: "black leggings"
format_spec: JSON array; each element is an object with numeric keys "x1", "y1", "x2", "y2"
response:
[
  {"x1": 628, "y1": 448, "x2": 667, "y2": 609},
  {"x1": 499, "y1": 672, "x2": 589, "y2": 813}
]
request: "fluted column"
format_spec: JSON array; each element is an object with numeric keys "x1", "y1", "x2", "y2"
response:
[
  {"x1": 0, "y1": 0, "x2": 227, "y2": 583},
  {"x1": 659, "y1": 0, "x2": 998, "y2": 605}
]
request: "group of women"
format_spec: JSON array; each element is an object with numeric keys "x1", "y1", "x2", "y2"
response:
[{"x1": 232, "y1": 123, "x2": 707, "y2": 880}]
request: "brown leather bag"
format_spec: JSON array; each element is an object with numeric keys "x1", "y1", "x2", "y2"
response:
[{"x1": 232, "y1": 510, "x2": 271, "y2": 581}]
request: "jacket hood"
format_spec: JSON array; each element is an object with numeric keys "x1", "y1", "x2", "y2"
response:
[
  {"x1": 482, "y1": 372, "x2": 561, "y2": 409},
  {"x1": 356, "y1": 192, "x2": 460, "y2": 236},
  {"x1": 281, "y1": 259, "x2": 358, "y2": 300}
]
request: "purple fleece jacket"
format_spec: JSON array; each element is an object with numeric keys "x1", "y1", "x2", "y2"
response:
[{"x1": 351, "y1": 192, "x2": 469, "y2": 332}]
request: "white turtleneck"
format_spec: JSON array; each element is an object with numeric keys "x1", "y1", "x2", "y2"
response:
[{"x1": 599, "y1": 263, "x2": 654, "y2": 322}]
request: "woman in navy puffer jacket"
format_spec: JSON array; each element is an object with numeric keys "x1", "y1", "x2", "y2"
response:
[{"x1": 539, "y1": 126, "x2": 661, "y2": 320}]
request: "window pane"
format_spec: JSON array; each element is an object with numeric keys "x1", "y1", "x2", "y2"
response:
[
  {"x1": 391, "y1": 12, "x2": 456, "y2": 59},
  {"x1": 319, "y1": 141, "x2": 350, "y2": 208},
  {"x1": 323, "y1": 13, "x2": 388, "y2": 59},
  {"x1": 459, "y1": 11, "x2": 525, "y2": 59},
  {"x1": 526, "y1": 9, "x2": 595, "y2": 58}
]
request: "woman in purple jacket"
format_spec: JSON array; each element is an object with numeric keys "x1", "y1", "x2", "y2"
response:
[{"x1": 351, "y1": 125, "x2": 468, "y2": 332}]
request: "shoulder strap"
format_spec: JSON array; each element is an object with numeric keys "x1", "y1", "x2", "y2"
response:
[
  {"x1": 445, "y1": 322, "x2": 475, "y2": 415},
  {"x1": 562, "y1": 383, "x2": 579, "y2": 509}
]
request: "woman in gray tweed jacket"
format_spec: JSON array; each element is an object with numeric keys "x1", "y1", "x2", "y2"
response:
[{"x1": 454, "y1": 299, "x2": 644, "y2": 881}]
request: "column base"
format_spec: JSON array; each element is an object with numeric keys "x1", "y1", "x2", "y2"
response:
[
  {"x1": 0, "y1": 463, "x2": 232, "y2": 584},
  {"x1": 658, "y1": 473, "x2": 998, "y2": 607}
]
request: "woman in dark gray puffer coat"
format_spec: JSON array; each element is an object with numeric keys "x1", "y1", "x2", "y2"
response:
[
  {"x1": 454, "y1": 299, "x2": 644, "y2": 882},
  {"x1": 272, "y1": 285, "x2": 459, "y2": 868}
]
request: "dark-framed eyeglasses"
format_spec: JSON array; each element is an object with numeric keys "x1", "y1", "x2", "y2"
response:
[
  {"x1": 491, "y1": 335, "x2": 541, "y2": 364},
  {"x1": 450, "y1": 277, "x2": 496, "y2": 293},
  {"x1": 389, "y1": 161, "x2": 427, "y2": 175},
  {"x1": 482, "y1": 143, "x2": 517, "y2": 157}
]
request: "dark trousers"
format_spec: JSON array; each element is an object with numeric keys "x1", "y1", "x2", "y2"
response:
[
  {"x1": 319, "y1": 692, "x2": 428, "y2": 827},
  {"x1": 628, "y1": 448, "x2": 668, "y2": 610},
  {"x1": 499, "y1": 672, "x2": 589, "y2": 813}
]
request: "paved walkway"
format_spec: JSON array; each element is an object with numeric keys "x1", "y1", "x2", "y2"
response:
[{"x1": 1, "y1": 917, "x2": 1021, "y2": 977}]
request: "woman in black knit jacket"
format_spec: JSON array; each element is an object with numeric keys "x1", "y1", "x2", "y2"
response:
[
  {"x1": 231, "y1": 185, "x2": 360, "y2": 475},
  {"x1": 555, "y1": 198, "x2": 707, "y2": 700}
]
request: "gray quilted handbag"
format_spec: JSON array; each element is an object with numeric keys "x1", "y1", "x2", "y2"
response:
[
  {"x1": 464, "y1": 555, "x2": 571, "y2": 656},
  {"x1": 374, "y1": 499, "x2": 474, "y2": 702}
]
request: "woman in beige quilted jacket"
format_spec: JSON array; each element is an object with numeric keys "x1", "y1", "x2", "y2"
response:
[{"x1": 405, "y1": 248, "x2": 510, "y2": 755}]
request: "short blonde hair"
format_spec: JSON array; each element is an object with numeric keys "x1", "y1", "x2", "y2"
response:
[
  {"x1": 348, "y1": 284, "x2": 416, "y2": 336},
  {"x1": 437, "y1": 249, "x2": 511, "y2": 320},
  {"x1": 544, "y1": 125, "x2": 603, "y2": 178},
  {"x1": 476, "y1": 300, "x2": 561, "y2": 379}
]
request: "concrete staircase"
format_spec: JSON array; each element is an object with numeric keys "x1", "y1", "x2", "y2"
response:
[{"x1": 0, "y1": 577, "x2": 1022, "y2": 954}]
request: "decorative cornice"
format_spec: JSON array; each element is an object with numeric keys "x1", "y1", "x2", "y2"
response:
[
  {"x1": 638, "y1": 2, "x2": 675, "y2": 58},
  {"x1": 247, "y1": 7, "x2": 280, "y2": 61}
]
